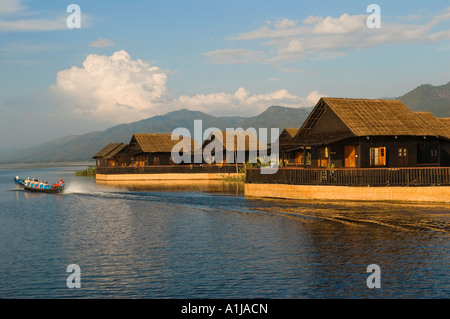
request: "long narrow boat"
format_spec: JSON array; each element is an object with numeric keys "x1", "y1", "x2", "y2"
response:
[{"x1": 14, "y1": 176, "x2": 65, "y2": 194}]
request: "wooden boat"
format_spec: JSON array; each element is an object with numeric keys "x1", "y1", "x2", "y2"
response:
[{"x1": 14, "y1": 176, "x2": 65, "y2": 194}]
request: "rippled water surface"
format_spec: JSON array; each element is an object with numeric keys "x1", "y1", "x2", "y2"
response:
[{"x1": 0, "y1": 163, "x2": 449, "y2": 298}]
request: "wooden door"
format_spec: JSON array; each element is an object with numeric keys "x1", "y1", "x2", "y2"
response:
[
  {"x1": 370, "y1": 147, "x2": 387, "y2": 166},
  {"x1": 430, "y1": 147, "x2": 439, "y2": 164},
  {"x1": 379, "y1": 147, "x2": 386, "y2": 166},
  {"x1": 344, "y1": 145, "x2": 356, "y2": 168},
  {"x1": 318, "y1": 148, "x2": 328, "y2": 168},
  {"x1": 398, "y1": 147, "x2": 408, "y2": 166},
  {"x1": 295, "y1": 152, "x2": 302, "y2": 164}
]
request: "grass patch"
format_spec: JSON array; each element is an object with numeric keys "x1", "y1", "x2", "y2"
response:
[
  {"x1": 219, "y1": 174, "x2": 245, "y2": 183},
  {"x1": 75, "y1": 167, "x2": 96, "y2": 176}
]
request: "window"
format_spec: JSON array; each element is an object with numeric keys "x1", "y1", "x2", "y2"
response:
[
  {"x1": 153, "y1": 156, "x2": 160, "y2": 165},
  {"x1": 370, "y1": 147, "x2": 386, "y2": 166},
  {"x1": 398, "y1": 148, "x2": 407, "y2": 157}
]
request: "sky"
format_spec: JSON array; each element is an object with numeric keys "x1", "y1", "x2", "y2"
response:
[{"x1": 1, "y1": 0, "x2": 450, "y2": 148}]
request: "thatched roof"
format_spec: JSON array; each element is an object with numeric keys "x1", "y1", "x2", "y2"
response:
[
  {"x1": 438, "y1": 118, "x2": 450, "y2": 125},
  {"x1": 131, "y1": 133, "x2": 200, "y2": 153},
  {"x1": 283, "y1": 128, "x2": 300, "y2": 138},
  {"x1": 104, "y1": 143, "x2": 128, "y2": 159},
  {"x1": 93, "y1": 143, "x2": 127, "y2": 159},
  {"x1": 413, "y1": 112, "x2": 450, "y2": 138},
  {"x1": 278, "y1": 128, "x2": 300, "y2": 150},
  {"x1": 296, "y1": 97, "x2": 450, "y2": 143},
  {"x1": 436, "y1": 117, "x2": 450, "y2": 136},
  {"x1": 203, "y1": 130, "x2": 266, "y2": 151}
]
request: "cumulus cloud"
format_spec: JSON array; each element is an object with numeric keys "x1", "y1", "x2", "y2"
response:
[
  {"x1": 1, "y1": 49, "x2": 326, "y2": 148},
  {"x1": 206, "y1": 7, "x2": 450, "y2": 63},
  {"x1": 46, "y1": 50, "x2": 322, "y2": 122},
  {"x1": 173, "y1": 87, "x2": 324, "y2": 116},
  {"x1": 49, "y1": 50, "x2": 169, "y2": 123}
]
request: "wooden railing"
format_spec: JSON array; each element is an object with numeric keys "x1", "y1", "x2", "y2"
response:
[
  {"x1": 96, "y1": 164, "x2": 244, "y2": 175},
  {"x1": 246, "y1": 167, "x2": 450, "y2": 187}
]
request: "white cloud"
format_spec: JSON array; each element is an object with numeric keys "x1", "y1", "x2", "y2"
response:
[
  {"x1": 0, "y1": 0, "x2": 25, "y2": 16},
  {"x1": 274, "y1": 18, "x2": 297, "y2": 30},
  {"x1": 305, "y1": 90, "x2": 324, "y2": 106},
  {"x1": 304, "y1": 13, "x2": 366, "y2": 35},
  {"x1": 173, "y1": 87, "x2": 324, "y2": 116},
  {"x1": 208, "y1": 7, "x2": 450, "y2": 63},
  {"x1": 90, "y1": 38, "x2": 115, "y2": 48},
  {"x1": 0, "y1": 17, "x2": 67, "y2": 32},
  {"x1": 274, "y1": 39, "x2": 305, "y2": 61},
  {"x1": 6, "y1": 50, "x2": 324, "y2": 137},
  {"x1": 0, "y1": 0, "x2": 90, "y2": 33},
  {"x1": 203, "y1": 48, "x2": 265, "y2": 64},
  {"x1": 49, "y1": 50, "x2": 169, "y2": 123}
]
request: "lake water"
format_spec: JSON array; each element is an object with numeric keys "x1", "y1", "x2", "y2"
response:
[{"x1": 0, "y1": 163, "x2": 449, "y2": 299}]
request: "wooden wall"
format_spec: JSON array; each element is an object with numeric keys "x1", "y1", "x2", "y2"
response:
[{"x1": 305, "y1": 136, "x2": 448, "y2": 168}]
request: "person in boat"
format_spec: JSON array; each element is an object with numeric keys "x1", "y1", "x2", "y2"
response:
[{"x1": 59, "y1": 178, "x2": 64, "y2": 186}]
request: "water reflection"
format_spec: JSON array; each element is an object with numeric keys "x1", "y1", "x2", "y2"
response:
[
  {"x1": 1, "y1": 166, "x2": 449, "y2": 298},
  {"x1": 96, "y1": 179, "x2": 244, "y2": 195},
  {"x1": 249, "y1": 199, "x2": 450, "y2": 298}
]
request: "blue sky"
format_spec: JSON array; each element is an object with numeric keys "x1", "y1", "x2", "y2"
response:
[{"x1": 1, "y1": 0, "x2": 450, "y2": 148}]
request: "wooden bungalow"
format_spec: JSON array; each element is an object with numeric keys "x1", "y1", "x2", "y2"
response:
[
  {"x1": 126, "y1": 133, "x2": 199, "y2": 166},
  {"x1": 283, "y1": 97, "x2": 450, "y2": 168},
  {"x1": 202, "y1": 130, "x2": 266, "y2": 164},
  {"x1": 93, "y1": 143, "x2": 128, "y2": 167},
  {"x1": 277, "y1": 128, "x2": 302, "y2": 166}
]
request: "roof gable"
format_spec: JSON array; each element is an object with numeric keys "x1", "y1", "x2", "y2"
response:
[
  {"x1": 323, "y1": 98, "x2": 421, "y2": 136},
  {"x1": 296, "y1": 97, "x2": 450, "y2": 140},
  {"x1": 93, "y1": 143, "x2": 127, "y2": 159},
  {"x1": 283, "y1": 128, "x2": 299, "y2": 138}
]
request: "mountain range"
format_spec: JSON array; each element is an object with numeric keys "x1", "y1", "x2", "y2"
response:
[
  {"x1": 1, "y1": 81, "x2": 449, "y2": 163},
  {"x1": 397, "y1": 81, "x2": 450, "y2": 117},
  {"x1": 0, "y1": 106, "x2": 312, "y2": 163}
]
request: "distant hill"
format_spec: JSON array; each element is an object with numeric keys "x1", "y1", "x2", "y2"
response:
[
  {"x1": 0, "y1": 106, "x2": 311, "y2": 163},
  {"x1": 397, "y1": 81, "x2": 450, "y2": 117},
  {"x1": 239, "y1": 105, "x2": 312, "y2": 129}
]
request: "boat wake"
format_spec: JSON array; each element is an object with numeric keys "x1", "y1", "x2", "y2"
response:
[
  {"x1": 63, "y1": 181, "x2": 158, "y2": 201},
  {"x1": 63, "y1": 181, "x2": 98, "y2": 195}
]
